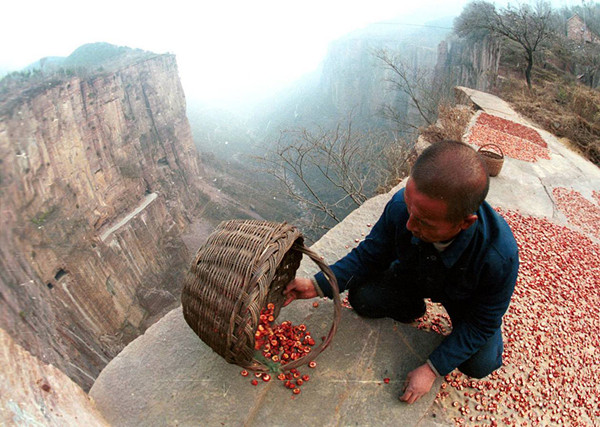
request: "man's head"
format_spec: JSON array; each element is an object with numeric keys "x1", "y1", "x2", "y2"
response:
[{"x1": 405, "y1": 141, "x2": 489, "y2": 243}]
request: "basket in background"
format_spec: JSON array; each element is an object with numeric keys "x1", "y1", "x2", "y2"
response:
[{"x1": 478, "y1": 143, "x2": 504, "y2": 177}]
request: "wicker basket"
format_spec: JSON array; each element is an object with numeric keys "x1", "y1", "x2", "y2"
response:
[
  {"x1": 181, "y1": 219, "x2": 341, "y2": 372},
  {"x1": 478, "y1": 143, "x2": 504, "y2": 177}
]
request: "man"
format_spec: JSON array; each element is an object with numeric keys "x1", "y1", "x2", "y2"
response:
[{"x1": 284, "y1": 141, "x2": 519, "y2": 404}]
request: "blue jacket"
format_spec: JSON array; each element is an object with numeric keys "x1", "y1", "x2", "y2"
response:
[{"x1": 314, "y1": 188, "x2": 519, "y2": 376}]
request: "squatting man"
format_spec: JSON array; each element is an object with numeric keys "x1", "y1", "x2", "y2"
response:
[{"x1": 284, "y1": 141, "x2": 519, "y2": 404}]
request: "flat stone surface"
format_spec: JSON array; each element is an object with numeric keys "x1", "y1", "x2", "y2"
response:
[{"x1": 90, "y1": 306, "x2": 444, "y2": 427}]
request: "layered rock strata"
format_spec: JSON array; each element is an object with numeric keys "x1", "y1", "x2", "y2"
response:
[{"x1": 0, "y1": 54, "x2": 203, "y2": 390}]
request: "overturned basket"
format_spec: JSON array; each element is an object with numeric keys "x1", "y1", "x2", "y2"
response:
[
  {"x1": 181, "y1": 219, "x2": 341, "y2": 372},
  {"x1": 478, "y1": 143, "x2": 504, "y2": 177}
]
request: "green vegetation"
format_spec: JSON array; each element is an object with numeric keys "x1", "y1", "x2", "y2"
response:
[{"x1": 31, "y1": 206, "x2": 58, "y2": 226}]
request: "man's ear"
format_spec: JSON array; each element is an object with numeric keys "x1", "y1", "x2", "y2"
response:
[{"x1": 460, "y1": 214, "x2": 478, "y2": 231}]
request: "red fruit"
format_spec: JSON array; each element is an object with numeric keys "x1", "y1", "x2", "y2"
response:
[
  {"x1": 383, "y1": 378, "x2": 390, "y2": 384},
  {"x1": 296, "y1": 379, "x2": 304, "y2": 386},
  {"x1": 254, "y1": 372, "x2": 262, "y2": 378},
  {"x1": 312, "y1": 301, "x2": 319, "y2": 308},
  {"x1": 241, "y1": 370, "x2": 249, "y2": 377},
  {"x1": 293, "y1": 388, "x2": 301, "y2": 394},
  {"x1": 251, "y1": 379, "x2": 258, "y2": 386},
  {"x1": 277, "y1": 373, "x2": 286, "y2": 381},
  {"x1": 309, "y1": 361, "x2": 317, "y2": 368},
  {"x1": 302, "y1": 374, "x2": 310, "y2": 381},
  {"x1": 262, "y1": 374, "x2": 271, "y2": 382}
]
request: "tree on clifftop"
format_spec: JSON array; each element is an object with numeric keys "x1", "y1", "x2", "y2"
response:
[{"x1": 455, "y1": 0, "x2": 555, "y2": 89}]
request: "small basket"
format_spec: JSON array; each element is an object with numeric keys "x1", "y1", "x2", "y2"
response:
[
  {"x1": 478, "y1": 143, "x2": 504, "y2": 177},
  {"x1": 181, "y1": 219, "x2": 341, "y2": 372}
]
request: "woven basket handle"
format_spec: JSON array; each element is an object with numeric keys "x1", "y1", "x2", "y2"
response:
[
  {"x1": 478, "y1": 143, "x2": 504, "y2": 158},
  {"x1": 275, "y1": 243, "x2": 342, "y2": 371}
]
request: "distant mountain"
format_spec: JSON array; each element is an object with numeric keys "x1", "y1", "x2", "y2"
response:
[{"x1": 25, "y1": 42, "x2": 155, "y2": 73}]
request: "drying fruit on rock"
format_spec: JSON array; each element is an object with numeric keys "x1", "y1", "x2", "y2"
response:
[
  {"x1": 250, "y1": 303, "x2": 319, "y2": 396},
  {"x1": 468, "y1": 113, "x2": 550, "y2": 162}
]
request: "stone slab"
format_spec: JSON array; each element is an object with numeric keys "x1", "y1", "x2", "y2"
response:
[{"x1": 90, "y1": 304, "x2": 445, "y2": 427}]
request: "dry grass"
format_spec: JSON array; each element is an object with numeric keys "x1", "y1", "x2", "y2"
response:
[
  {"x1": 498, "y1": 77, "x2": 600, "y2": 166},
  {"x1": 420, "y1": 104, "x2": 474, "y2": 144}
]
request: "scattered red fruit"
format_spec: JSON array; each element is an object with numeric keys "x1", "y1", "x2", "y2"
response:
[
  {"x1": 302, "y1": 374, "x2": 310, "y2": 381},
  {"x1": 312, "y1": 301, "x2": 319, "y2": 308},
  {"x1": 383, "y1": 378, "x2": 390, "y2": 384},
  {"x1": 252, "y1": 303, "x2": 322, "y2": 395},
  {"x1": 293, "y1": 388, "x2": 301, "y2": 395},
  {"x1": 308, "y1": 361, "x2": 317, "y2": 368},
  {"x1": 251, "y1": 379, "x2": 258, "y2": 386},
  {"x1": 240, "y1": 370, "x2": 249, "y2": 377}
]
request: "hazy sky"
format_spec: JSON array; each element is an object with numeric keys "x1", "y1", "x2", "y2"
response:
[{"x1": 0, "y1": 0, "x2": 583, "y2": 105}]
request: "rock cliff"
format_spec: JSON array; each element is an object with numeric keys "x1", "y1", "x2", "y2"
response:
[
  {"x1": 0, "y1": 53, "x2": 204, "y2": 390},
  {"x1": 434, "y1": 35, "x2": 501, "y2": 92}
]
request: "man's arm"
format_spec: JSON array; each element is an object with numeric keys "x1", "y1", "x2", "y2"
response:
[
  {"x1": 313, "y1": 191, "x2": 409, "y2": 298},
  {"x1": 428, "y1": 253, "x2": 519, "y2": 376}
]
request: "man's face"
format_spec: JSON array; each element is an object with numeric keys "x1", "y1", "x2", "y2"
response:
[{"x1": 404, "y1": 179, "x2": 476, "y2": 243}]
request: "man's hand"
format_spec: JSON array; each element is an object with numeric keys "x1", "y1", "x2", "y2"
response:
[
  {"x1": 399, "y1": 363, "x2": 437, "y2": 404},
  {"x1": 283, "y1": 277, "x2": 317, "y2": 306}
]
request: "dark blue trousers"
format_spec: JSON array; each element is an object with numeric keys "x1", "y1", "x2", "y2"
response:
[{"x1": 347, "y1": 266, "x2": 503, "y2": 379}]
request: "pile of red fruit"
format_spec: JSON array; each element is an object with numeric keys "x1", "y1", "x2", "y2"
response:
[
  {"x1": 476, "y1": 112, "x2": 547, "y2": 148},
  {"x1": 468, "y1": 113, "x2": 551, "y2": 163},
  {"x1": 243, "y1": 302, "x2": 318, "y2": 395},
  {"x1": 552, "y1": 187, "x2": 600, "y2": 240}
]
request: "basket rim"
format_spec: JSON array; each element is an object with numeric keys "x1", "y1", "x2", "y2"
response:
[{"x1": 478, "y1": 143, "x2": 504, "y2": 158}]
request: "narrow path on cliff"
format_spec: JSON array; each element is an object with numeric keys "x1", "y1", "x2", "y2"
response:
[{"x1": 100, "y1": 193, "x2": 158, "y2": 242}]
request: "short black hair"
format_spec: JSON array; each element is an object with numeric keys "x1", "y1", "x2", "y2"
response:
[{"x1": 410, "y1": 141, "x2": 489, "y2": 222}]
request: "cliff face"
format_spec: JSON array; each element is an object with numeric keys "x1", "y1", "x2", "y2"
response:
[
  {"x1": 0, "y1": 54, "x2": 204, "y2": 390},
  {"x1": 434, "y1": 35, "x2": 501, "y2": 92}
]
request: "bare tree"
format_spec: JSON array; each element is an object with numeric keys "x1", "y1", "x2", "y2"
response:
[
  {"x1": 257, "y1": 118, "x2": 412, "y2": 235},
  {"x1": 374, "y1": 49, "x2": 455, "y2": 133},
  {"x1": 455, "y1": 0, "x2": 555, "y2": 89}
]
